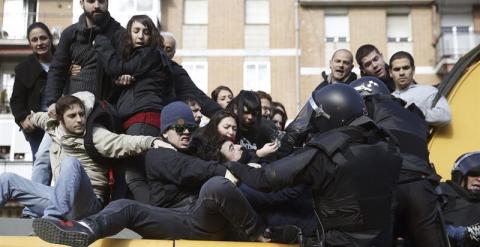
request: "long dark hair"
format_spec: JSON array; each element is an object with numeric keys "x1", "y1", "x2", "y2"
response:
[
  {"x1": 201, "y1": 110, "x2": 238, "y2": 141},
  {"x1": 27, "y1": 22, "x2": 56, "y2": 54},
  {"x1": 122, "y1": 15, "x2": 163, "y2": 60},
  {"x1": 226, "y1": 90, "x2": 261, "y2": 132},
  {"x1": 211, "y1": 85, "x2": 233, "y2": 101}
]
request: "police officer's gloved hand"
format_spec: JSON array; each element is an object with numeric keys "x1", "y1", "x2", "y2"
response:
[{"x1": 465, "y1": 223, "x2": 480, "y2": 243}]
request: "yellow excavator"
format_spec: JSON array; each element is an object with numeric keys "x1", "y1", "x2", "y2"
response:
[{"x1": 429, "y1": 44, "x2": 480, "y2": 180}]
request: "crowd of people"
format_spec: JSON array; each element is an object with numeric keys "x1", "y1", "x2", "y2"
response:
[{"x1": 3, "y1": 0, "x2": 480, "y2": 247}]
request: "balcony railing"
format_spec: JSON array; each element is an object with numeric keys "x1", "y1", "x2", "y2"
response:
[{"x1": 436, "y1": 26, "x2": 480, "y2": 64}]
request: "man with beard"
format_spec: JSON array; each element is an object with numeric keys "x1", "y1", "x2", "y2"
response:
[
  {"x1": 440, "y1": 152, "x2": 480, "y2": 247},
  {"x1": 314, "y1": 49, "x2": 357, "y2": 91},
  {"x1": 44, "y1": 0, "x2": 124, "y2": 111},
  {"x1": 355, "y1": 44, "x2": 395, "y2": 92}
]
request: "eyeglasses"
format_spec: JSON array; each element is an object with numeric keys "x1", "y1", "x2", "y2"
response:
[{"x1": 171, "y1": 124, "x2": 197, "y2": 133}]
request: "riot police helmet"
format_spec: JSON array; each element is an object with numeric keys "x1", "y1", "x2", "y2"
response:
[
  {"x1": 349, "y1": 76, "x2": 390, "y2": 96},
  {"x1": 452, "y1": 152, "x2": 480, "y2": 188},
  {"x1": 308, "y1": 84, "x2": 366, "y2": 133}
]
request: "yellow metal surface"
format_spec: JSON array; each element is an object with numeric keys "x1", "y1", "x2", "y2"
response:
[
  {"x1": 175, "y1": 240, "x2": 298, "y2": 247},
  {"x1": 0, "y1": 237, "x2": 298, "y2": 247},
  {"x1": 429, "y1": 60, "x2": 480, "y2": 180}
]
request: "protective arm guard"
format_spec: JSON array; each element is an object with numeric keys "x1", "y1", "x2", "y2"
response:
[{"x1": 227, "y1": 148, "x2": 318, "y2": 192}]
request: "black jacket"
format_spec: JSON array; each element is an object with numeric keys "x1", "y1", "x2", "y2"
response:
[
  {"x1": 44, "y1": 12, "x2": 124, "y2": 106},
  {"x1": 10, "y1": 54, "x2": 47, "y2": 126},
  {"x1": 441, "y1": 181, "x2": 480, "y2": 227},
  {"x1": 314, "y1": 71, "x2": 357, "y2": 91},
  {"x1": 364, "y1": 94, "x2": 436, "y2": 178},
  {"x1": 167, "y1": 61, "x2": 222, "y2": 118},
  {"x1": 237, "y1": 118, "x2": 277, "y2": 151},
  {"x1": 145, "y1": 148, "x2": 227, "y2": 208},
  {"x1": 94, "y1": 35, "x2": 171, "y2": 120}
]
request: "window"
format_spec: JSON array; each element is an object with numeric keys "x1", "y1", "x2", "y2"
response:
[
  {"x1": 245, "y1": 0, "x2": 269, "y2": 49},
  {"x1": 387, "y1": 14, "x2": 411, "y2": 42},
  {"x1": 183, "y1": 0, "x2": 208, "y2": 49},
  {"x1": 243, "y1": 60, "x2": 270, "y2": 93},
  {"x1": 245, "y1": 0, "x2": 269, "y2": 24},
  {"x1": 182, "y1": 60, "x2": 208, "y2": 94},
  {"x1": 324, "y1": 14, "x2": 349, "y2": 43},
  {"x1": 73, "y1": 0, "x2": 160, "y2": 27},
  {"x1": 2, "y1": 0, "x2": 36, "y2": 39},
  {"x1": 110, "y1": 0, "x2": 160, "y2": 27},
  {"x1": 0, "y1": 62, "x2": 16, "y2": 114},
  {"x1": 245, "y1": 25, "x2": 269, "y2": 49},
  {"x1": 183, "y1": 25, "x2": 208, "y2": 49},
  {"x1": 184, "y1": 0, "x2": 208, "y2": 24}
]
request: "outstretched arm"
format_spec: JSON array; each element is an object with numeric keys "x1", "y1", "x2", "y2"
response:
[{"x1": 227, "y1": 148, "x2": 318, "y2": 192}]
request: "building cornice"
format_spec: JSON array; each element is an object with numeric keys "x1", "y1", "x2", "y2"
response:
[{"x1": 299, "y1": 0, "x2": 434, "y2": 6}]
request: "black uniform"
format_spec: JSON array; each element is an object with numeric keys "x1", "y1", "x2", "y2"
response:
[
  {"x1": 228, "y1": 116, "x2": 402, "y2": 246},
  {"x1": 440, "y1": 181, "x2": 480, "y2": 247},
  {"x1": 364, "y1": 94, "x2": 449, "y2": 247}
]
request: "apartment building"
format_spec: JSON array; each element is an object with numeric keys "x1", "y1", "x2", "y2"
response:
[{"x1": 0, "y1": 0, "x2": 478, "y2": 162}]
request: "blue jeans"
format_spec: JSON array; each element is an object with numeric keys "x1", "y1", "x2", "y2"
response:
[
  {"x1": 30, "y1": 133, "x2": 52, "y2": 186},
  {"x1": 0, "y1": 157, "x2": 102, "y2": 219},
  {"x1": 23, "y1": 128, "x2": 44, "y2": 159},
  {"x1": 23, "y1": 133, "x2": 52, "y2": 217}
]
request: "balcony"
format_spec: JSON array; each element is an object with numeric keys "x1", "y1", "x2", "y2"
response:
[{"x1": 435, "y1": 26, "x2": 480, "y2": 74}]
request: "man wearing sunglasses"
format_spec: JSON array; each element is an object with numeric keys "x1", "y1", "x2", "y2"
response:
[{"x1": 33, "y1": 101, "x2": 269, "y2": 246}]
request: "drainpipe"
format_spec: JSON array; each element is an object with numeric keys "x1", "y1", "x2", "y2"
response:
[{"x1": 294, "y1": 0, "x2": 301, "y2": 113}]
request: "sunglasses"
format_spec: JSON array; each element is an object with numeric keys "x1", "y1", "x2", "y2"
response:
[{"x1": 171, "y1": 124, "x2": 197, "y2": 133}]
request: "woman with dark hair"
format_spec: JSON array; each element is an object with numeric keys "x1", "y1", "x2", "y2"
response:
[
  {"x1": 226, "y1": 90, "x2": 278, "y2": 158},
  {"x1": 94, "y1": 15, "x2": 171, "y2": 203},
  {"x1": 198, "y1": 110, "x2": 238, "y2": 142},
  {"x1": 211, "y1": 85, "x2": 233, "y2": 109},
  {"x1": 271, "y1": 108, "x2": 287, "y2": 131},
  {"x1": 10, "y1": 22, "x2": 55, "y2": 157}
]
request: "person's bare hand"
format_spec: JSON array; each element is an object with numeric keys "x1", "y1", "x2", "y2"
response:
[
  {"x1": 152, "y1": 139, "x2": 176, "y2": 150},
  {"x1": 256, "y1": 141, "x2": 279, "y2": 158},
  {"x1": 114, "y1": 75, "x2": 135, "y2": 86},
  {"x1": 20, "y1": 115, "x2": 35, "y2": 133},
  {"x1": 48, "y1": 104, "x2": 56, "y2": 118},
  {"x1": 69, "y1": 64, "x2": 81, "y2": 76}
]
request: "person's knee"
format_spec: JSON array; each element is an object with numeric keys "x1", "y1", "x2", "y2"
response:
[
  {"x1": 111, "y1": 199, "x2": 136, "y2": 208},
  {"x1": 0, "y1": 172, "x2": 19, "y2": 184},
  {"x1": 202, "y1": 176, "x2": 237, "y2": 197},
  {"x1": 60, "y1": 157, "x2": 82, "y2": 173}
]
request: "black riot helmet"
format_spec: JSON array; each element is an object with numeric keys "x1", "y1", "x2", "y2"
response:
[
  {"x1": 349, "y1": 76, "x2": 390, "y2": 96},
  {"x1": 452, "y1": 152, "x2": 480, "y2": 187},
  {"x1": 308, "y1": 84, "x2": 367, "y2": 133}
]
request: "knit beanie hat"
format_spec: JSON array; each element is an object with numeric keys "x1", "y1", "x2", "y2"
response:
[{"x1": 161, "y1": 101, "x2": 196, "y2": 133}]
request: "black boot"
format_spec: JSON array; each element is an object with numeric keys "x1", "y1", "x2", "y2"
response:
[
  {"x1": 32, "y1": 218, "x2": 96, "y2": 247},
  {"x1": 264, "y1": 225, "x2": 302, "y2": 244}
]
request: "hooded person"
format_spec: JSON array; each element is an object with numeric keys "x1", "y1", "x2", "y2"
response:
[{"x1": 0, "y1": 91, "x2": 167, "y2": 220}]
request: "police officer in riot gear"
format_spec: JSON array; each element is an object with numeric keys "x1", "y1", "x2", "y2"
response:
[
  {"x1": 441, "y1": 152, "x2": 480, "y2": 247},
  {"x1": 226, "y1": 84, "x2": 403, "y2": 246},
  {"x1": 350, "y1": 77, "x2": 449, "y2": 247}
]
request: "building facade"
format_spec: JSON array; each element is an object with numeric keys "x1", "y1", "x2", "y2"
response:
[{"x1": 0, "y1": 0, "x2": 478, "y2": 162}]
